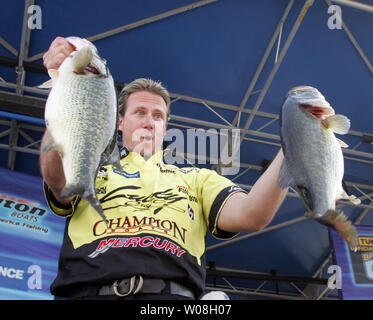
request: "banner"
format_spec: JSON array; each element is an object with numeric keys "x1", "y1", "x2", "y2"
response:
[
  {"x1": 330, "y1": 226, "x2": 373, "y2": 300},
  {"x1": 0, "y1": 167, "x2": 65, "y2": 300}
]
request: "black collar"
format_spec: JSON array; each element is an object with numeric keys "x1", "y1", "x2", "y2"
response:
[{"x1": 120, "y1": 146, "x2": 129, "y2": 159}]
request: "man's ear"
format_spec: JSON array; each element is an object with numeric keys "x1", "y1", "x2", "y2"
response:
[{"x1": 118, "y1": 113, "x2": 124, "y2": 135}]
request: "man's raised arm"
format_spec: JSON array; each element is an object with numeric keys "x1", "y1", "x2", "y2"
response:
[{"x1": 217, "y1": 149, "x2": 288, "y2": 233}]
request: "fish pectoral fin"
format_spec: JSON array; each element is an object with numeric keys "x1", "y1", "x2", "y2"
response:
[
  {"x1": 347, "y1": 194, "x2": 361, "y2": 205},
  {"x1": 72, "y1": 46, "x2": 93, "y2": 74},
  {"x1": 278, "y1": 161, "x2": 294, "y2": 189},
  {"x1": 296, "y1": 185, "x2": 314, "y2": 212},
  {"x1": 336, "y1": 138, "x2": 348, "y2": 148},
  {"x1": 38, "y1": 79, "x2": 53, "y2": 89},
  {"x1": 321, "y1": 114, "x2": 350, "y2": 135},
  {"x1": 338, "y1": 192, "x2": 361, "y2": 205},
  {"x1": 38, "y1": 69, "x2": 59, "y2": 88},
  {"x1": 336, "y1": 184, "x2": 361, "y2": 205},
  {"x1": 48, "y1": 69, "x2": 59, "y2": 79}
]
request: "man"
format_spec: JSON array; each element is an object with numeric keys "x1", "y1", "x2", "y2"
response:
[{"x1": 40, "y1": 37, "x2": 288, "y2": 300}]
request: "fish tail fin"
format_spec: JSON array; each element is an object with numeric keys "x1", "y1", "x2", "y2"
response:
[
  {"x1": 82, "y1": 191, "x2": 109, "y2": 228},
  {"x1": 321, "y1": 114, "x2": 350, "y2": 135},
  {"x1": 318, "y1": 210, "x2": 358, "y2": 251},
  {"x1": 72, "y1": 46, "x2": 93, "y2": 74}
]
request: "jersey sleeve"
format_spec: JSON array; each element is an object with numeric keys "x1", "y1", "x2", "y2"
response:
[
  {"x1": 196, "y1": 169, "x2": 247, "y2": 239},
  {"x1": 43, "y1": 182, "x2": 80, "y2": 217}
]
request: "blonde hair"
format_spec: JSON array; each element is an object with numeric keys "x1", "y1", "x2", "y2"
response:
[{"x1": 118, "y1": 78, "x2": 170, "y2": 118}]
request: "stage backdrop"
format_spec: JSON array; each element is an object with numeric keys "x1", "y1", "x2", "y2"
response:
[
  {"x1": 330, "y1": 226, "x2": 373, "y2": 300},
  {"x1": 0, "y1": 167, "x2": 65, "y2": 300}
]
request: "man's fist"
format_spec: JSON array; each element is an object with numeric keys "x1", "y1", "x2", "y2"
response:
[{"x1": 43, "y1": 37, "x2": 76, "y2": 70}]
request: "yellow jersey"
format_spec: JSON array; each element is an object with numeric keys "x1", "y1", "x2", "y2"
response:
[{"x1": 44, "y1": 148, "x2": 245, "y2": 298}]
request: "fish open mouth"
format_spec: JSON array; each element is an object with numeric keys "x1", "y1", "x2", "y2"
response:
[
  {"x1": 299, "y1": 104, "x2": 334, "y2": 119},
  {"x1": 85, "y1": 63, "x2": 100, "y2": 75}
]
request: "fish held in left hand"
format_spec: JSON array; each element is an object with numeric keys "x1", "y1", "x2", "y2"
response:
[
  {"x1": 278, "y1": 86, "x2": 361, "y2": 251},
  {"x1": 40, "y1": 36, "x2": 122, "y2": 226}
]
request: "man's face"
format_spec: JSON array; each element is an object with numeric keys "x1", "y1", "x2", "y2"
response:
[{"x1": 119, "y1": 90, "x2": 168, "y2": 157}]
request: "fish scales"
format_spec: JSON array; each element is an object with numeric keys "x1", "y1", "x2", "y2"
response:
[
  {"x1": 42, "y1": 37, "x2": 121, "y2": 226},
  {"x1": 281, "y1": 103, "x2": 343, "y2": 215},
  {"x1": 49, "y1": 74, "x2": 116, "y2": 187},
  {"x1": 279, "y1": 86, "x2": 360, "y2": 251}
]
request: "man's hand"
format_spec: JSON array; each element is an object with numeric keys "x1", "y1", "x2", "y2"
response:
[{"x1": 43, "y1": 37, "x2": 76, "y2": 70}]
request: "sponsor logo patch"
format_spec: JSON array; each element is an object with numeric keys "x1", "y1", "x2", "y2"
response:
[{"x1": 113, "y1": 168, "x2": 140, "y2": 179}]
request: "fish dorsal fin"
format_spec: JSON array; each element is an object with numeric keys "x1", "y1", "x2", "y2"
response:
[
  {"x1": 38, "y1": 69, "x2": 59, "y2": 88},
  {"x1": 336, "y1": 137, "x2": 348, "y2": 148},
  {"x1": 321, "y1": 114, "x2": 350, "y2": 135}
]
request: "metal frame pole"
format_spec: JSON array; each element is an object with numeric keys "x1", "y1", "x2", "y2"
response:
[
  {"x1": 0, "y1": 36, "x2": 18, "y2": 56},
  {"x1": 326, "y1": 0, "x2": 373, "y2": 75},
  {"x1": 240, "y1": 0, "x2": 314, "y2": 136},
  {"x1": 16, "y1": 0, "x2": 34, "y2": 96},
  {"x1": 330, "y1": 0, "x2": 373, "y2": 14},
  {"x1": 233, "y1": 0, "x2": 295, "y2": 127},
  {"x1": 27, "y1": 0, "x2": 218, "y2": 62}
]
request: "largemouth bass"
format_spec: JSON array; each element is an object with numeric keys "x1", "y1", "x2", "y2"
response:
[
  {"x1": 40, "y1": 37, "x2": 122, "y2": 226},
  {"x1": 279, "y1": 86, "x2": 360, "y2": 251}
]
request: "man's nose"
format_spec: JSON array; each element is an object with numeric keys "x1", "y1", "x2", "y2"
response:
[{"x1": 143, "y1": 114, "x2": 155, "y2": 129}]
